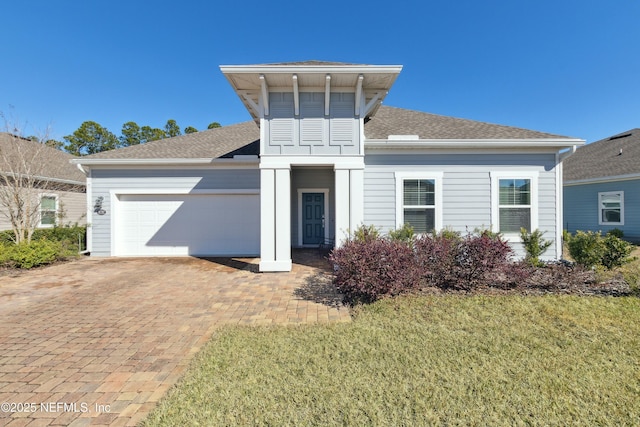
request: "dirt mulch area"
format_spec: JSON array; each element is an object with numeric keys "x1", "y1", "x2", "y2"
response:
[{"x1": 418, "y1": 265, "x2": 634, "y2": 297}]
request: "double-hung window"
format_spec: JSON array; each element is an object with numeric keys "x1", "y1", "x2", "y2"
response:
[
  {"x1": 40, "y1": 195, "x2": 57, "y2": 227},
  {"x1": 598, "y1": 191, "x2": 624, "y2": 225},
  {"x1": 395, "y1": 172, "x2": 443, "y2": 233},
  {"x1": 490, "y1": 172, "x2": 538, "y2": 236}
]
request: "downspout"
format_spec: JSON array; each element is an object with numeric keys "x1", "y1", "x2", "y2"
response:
[
  {"x1": 558, "y1": 145, "x2": 577, "y2": 161},
  {"x1": 556, "y1": 145, "x2": 577, "y2": 259},
  {"x1": 75, "y1": 162, "x2": 91, "y2": 254}
]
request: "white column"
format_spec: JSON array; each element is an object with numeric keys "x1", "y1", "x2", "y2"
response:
[
  {"x1": 259, "y1": 168, "x2": 275, "y2": 271},
  {"x1": 349, "y1": 169, "x2": 364, "y2": 234},
  {"x1": 274, "y1": 168, "x2": 292, "y2": 271},
  {"x1": 334, "y1": 169, "x2": 350, "y2": 246}
]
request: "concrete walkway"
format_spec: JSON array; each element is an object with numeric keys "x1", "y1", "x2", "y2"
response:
[{"x1": 0, "y1": 250, "x2": 350, "y2": 426}]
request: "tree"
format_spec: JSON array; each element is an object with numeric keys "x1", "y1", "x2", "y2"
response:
[
  {"x1": 164, "y1": 119, "x2": 181, "y2": 138},
  {"x1": 44, "y1": 139, "x2": 64, "y2": 150},
  {"x1": 207, "y1": 122, "x2": 221, "y2": 129},
  {"x1": 64, "y1": 121, "x2": 119, "y2": 156},
  {"x1": 27, "y1": 135, "x2": 63, "y2": 150},
  {"x1": 120, "y1": 121, "x2": 142, "y2": 147},
  {"x1": 140, "y1": 126, "x2": 165, "y2": 143},
  {"x1": 0, "y1": 115, "x2": 75, "y2": 243},
  {"x1": 184, "y1": 126, "x2": 198, "y2": 134}
]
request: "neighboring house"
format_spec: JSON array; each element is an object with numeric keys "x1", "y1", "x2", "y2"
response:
[
  {"x1": 72, "y1": 61, "x2": 584, "y2": 271},
  {"x1": 0, "y1": 133, "x2": 86, "y2": 231},
  {"x1": 563, "y1": 129, "x2": 640, "y2": 243}
]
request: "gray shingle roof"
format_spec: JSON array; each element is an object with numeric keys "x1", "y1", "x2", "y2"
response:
[
  {"x1": 364, "y1": 106, "x2": 573, "y2": 140},
  {"x1": 85, "y1": 121, "x2": 260, "y2": 159},
  {"x1": 563, "y1": 128, "x2": 640, "y2": 182},
  {"x1": 0, "y1": 133, "x2": 85, "y2": 183},
  {"x1": 82, "y1": 106, "x2": 576, "y2": 161}
]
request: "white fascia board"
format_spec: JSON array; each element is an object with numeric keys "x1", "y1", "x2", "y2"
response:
[
  {"x1": 220, "y1": 65, "x2": 403, "y2": 74},
  {"x1": 564, "y1": 173, "x2": 640, "y2": 186},
  {"x1": 1, "y1": 171, "x2": 85, "y2": 186},
  {"x1": 111, "y1": 188, "x2": 259, "y2": 195},
  {"x1": 71, "y1": 158, "x2": 260, "y2": 167},
  {"x1": 365, "y1": 138, "x2": 585, "y2": 150},
  {"x1": 259, "y1": 155, "x2": 364, "y2": 170}
]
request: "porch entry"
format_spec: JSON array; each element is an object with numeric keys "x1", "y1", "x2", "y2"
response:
[{"x1": 302, "y1": 193, "x2": 325, "y2": 245}]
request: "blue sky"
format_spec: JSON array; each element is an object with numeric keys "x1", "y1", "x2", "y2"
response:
[{"x1": 1, "y1": 0, "x2": 639, "y2": 144}]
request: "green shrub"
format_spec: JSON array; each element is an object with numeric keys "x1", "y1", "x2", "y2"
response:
[
  {"x1": 567, "y1": 231, "x2": 605, "y2": 268},
  {"x1": 351, "y1": 224, "x2": 381, "y2": 244},
  {"x1": 433, "y1": 227, "x2": 462, "y2": 241},
  {"x1": 6, "y1": 240, "x2": 64, "y2": 269},
  {"x1": 388, "y1": 223, "x2": 415, "y2": 243},
  {"x1": 562, "y1": 229, "x2": 572, "y2": 243},
  {"x1": 472, "y1": 226, "x2": 503, "y2": 240},
  {"x1": 0, "y1": 244, "x2": 11, "y2": 266},
  {"x1": 568, "y1": 230, "x2": 633, "y2": 270},
  {"x1": 0, "y1": 230, "x2": 15, "y2": 245},
  {"x1": 520, "y1": 228, "x2": 553, "y2": 267},
  {"x1": 602, "y1": 234, "x2": 633, "y2": 269},
  {"x1": 606, "y1": 228, "x2": 624, "y2": 238},
  {"x1": 0, "y1": 225, "x2": 86, "y2": 250},
  {"x1": 32, "y1": 225, "x2": 87, "y2": 252}
]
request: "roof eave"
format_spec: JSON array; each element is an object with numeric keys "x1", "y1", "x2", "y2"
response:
[
  {"x1": 220, "y1": 64, "x2": 403, "y2": 74},
  {"x1": 564, "y1": 173, "x2": 640, "y2": 186},
  {"x1": 71, "y1": 157, "x2": 260, "y2": 167},
  {"x1": 365, "y1": 138, "x2": 585, "y2": 150}
]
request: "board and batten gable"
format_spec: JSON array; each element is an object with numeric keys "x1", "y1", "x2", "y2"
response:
[
  {"x1": 564, "y1": 178, "x2": 640, "y2": 243},
  {"x1": 88, "y1": 167, "x2": 260, "y2": 256},
  {"x1": 263, "y1": 92, "x2": 360, "y2": 156},
  {"x1": 363, "y1": 152, "x2": 560, "y2": 259}
]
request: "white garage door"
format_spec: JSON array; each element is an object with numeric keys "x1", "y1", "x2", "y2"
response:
[{"x1": 114, "y1": 194, "x2": 260, "y2": 256}]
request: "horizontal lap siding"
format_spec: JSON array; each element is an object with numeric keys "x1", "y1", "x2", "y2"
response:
[
  {"x1": 90, "y1": 168, "x2": 259, "y2": 256},
  {"x1": 59, "y1": 190, "x2": 87, "y2": 226},
  {"x1": 0, "y1": 187, "x2": 85, "y2": 231},
  {"x1": 364, "y1": 153, "x2": 559, "y2": 259},
  {"x1": 564, "y1": 179, "x2": 640, "y2": 243}
]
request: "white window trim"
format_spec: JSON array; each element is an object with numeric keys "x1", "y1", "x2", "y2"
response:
[
  {"x1": 39, "y1": 193, "x2": 58, "y2": 228},
  {"x1": 598, "y1": 191, "x2": 624, "y2": 226},
  {"x1": 395, "y1": 172, "x2": 443, "y2": 232},
  {"x1": 490, "y1": 171, "x2": 539, "y2": 240}
]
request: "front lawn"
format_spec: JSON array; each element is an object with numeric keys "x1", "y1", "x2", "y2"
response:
[{"x1": 144, "y1": 295, "x2": 640, "y2": 426}]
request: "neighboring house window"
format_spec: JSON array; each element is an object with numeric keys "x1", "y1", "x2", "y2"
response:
[
  {"x1": 598, "y1": 191, "x2": 624, "y2": 225},
  {"x1": 490, "y1": 172, "x2": 538, "y2": 236},
  {"x1": 395, "y1": 172, "x2": 443, "y2": 233},
  {"x1": 40, "y1": 195, "x2": 58, "y2": 227}
]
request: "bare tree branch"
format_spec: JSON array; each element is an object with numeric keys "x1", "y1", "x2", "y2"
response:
[{"x1": 1, "y1": 113, "x2": 83, "y2": 243}]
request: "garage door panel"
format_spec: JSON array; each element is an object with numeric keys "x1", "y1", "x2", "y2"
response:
[{"x1": 115, "y1": 194, "x2": 259, "y2": 256}]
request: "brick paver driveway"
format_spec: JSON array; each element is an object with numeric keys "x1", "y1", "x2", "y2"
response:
[{"x1": 0, "y1": 250, "x2": 350, "y2": 426}]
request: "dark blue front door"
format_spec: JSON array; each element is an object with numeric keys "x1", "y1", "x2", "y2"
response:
[{"x1": 302, "y1": 193, "x2": 324, "y2": 245}]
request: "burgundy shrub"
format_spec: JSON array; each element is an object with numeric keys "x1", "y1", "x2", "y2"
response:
[
  {"x1": 414, "y1": 234, "x2": 457, "y2": 288},
  {"x1": 329, "y1": 238, "x2": 420, "y2": 304},
  {"x1": 415, "y1": 232, "x2": 514, "y2": 290},
  {"x1": 452, "y1": 233, "x2": 514, "y2": 288}
]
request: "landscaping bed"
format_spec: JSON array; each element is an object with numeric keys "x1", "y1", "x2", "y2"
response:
[
  {"x1": 330, "y1": 226, "x2": 638, "y2": 304},
  {"x1": 0, "y1": 226, "x2": 86, "y2": 274}
]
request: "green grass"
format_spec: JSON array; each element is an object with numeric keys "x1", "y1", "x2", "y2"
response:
[{"x1": 144, "y1": 296, "x2": 640, "y2": 426}]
